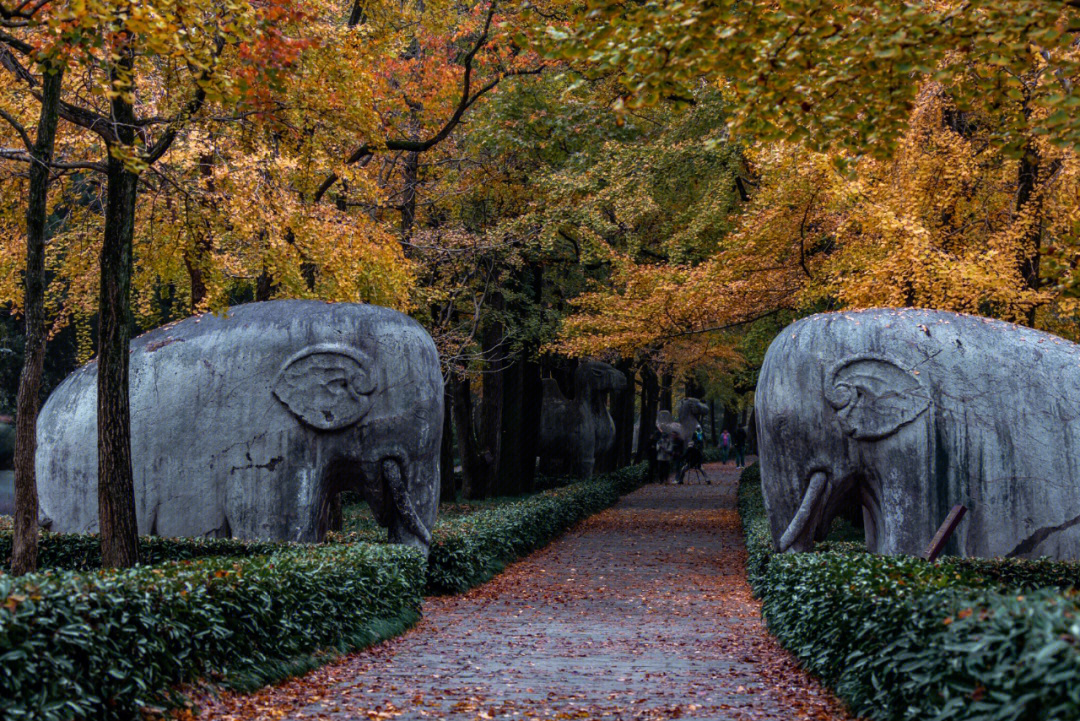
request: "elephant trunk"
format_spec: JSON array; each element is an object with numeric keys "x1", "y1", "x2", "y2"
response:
[
  {"x1": 382, "y1": 457, "x2": 432, "y2": 548},
  {"x1": 779, "y1": 470, "x2": 830, "y2": 552}
]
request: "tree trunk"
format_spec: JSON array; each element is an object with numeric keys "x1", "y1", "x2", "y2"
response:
[
  {"x1": 452, "y1": 376, "x2": 484, "y2": 499},
  {"x1": 184, "y1": 236, "x2": 211, "y2": 311},
  {"x1": 660, "y1": 373, "x2": 673, "y2": 412},
  {"x1": 496, "y1": 356, "x2": 523, "y2": 496},
  {"x1": 709, "y1": 400, "x2": 718, "y2": 446},
  {"x1": 400, "y1": 150, "x2": 420, "y2": 241},
  {"x1": 636, "y1": 364, "x2": 659, "y2": 463},
  {"x1": 184, "y1": 153, "x2": 215, "y2": 311},
  {"x1": 1016, "y1": 139, "x2": 1043, "y2": 327},
  {"x1": 476, "y1": 316, "x2": 504, "y2": 499},
  {"x1": 722, "y1": 407, "x2": 738, "y2": 437},
  {"x1": 614, "y1": 360, "x2": 634, "y2": 468},
  {"x1": 98, "y1": 57, "x2": 141, "y2": 569},
  {"x1": 519, "y1": 357, "x2": 541, "y2": 493},
  {"x1": 255, "y1": 269, "x2": 274, "y2": 301},
  {"x1": 439, "y1": 383, "x2": 455, "y2": 504},
  {"x1": 11, "y1": 64, "x2": 63, "y2": 576}
]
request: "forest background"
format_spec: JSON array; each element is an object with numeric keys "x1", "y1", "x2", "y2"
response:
[{"x1": 3, "y1": 0, "x2": 1080, "y2": 569}]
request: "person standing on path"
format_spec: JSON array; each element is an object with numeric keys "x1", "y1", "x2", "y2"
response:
[
  {"x1": 671, "y1": 433, "x2": 686, "y2": 484},
  {"x1": 734, "y1": 425, "x2": 747, "y2": 469},
  {"x1": 720, "y1": 429, "x2": 731, "y2": 464},
  {"x1": 647, "y1": 427, "x2": 662, "y2": 482},
  {"x1": 656, "y1": 430, "x2": 674, "y2": 483}
]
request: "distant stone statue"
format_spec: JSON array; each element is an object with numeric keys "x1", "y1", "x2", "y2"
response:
[
  {"x1": 757, "y1": 307, "x2": 1080, "y2": 561},
  {"x1": 36, "y1": 300, "x2": 443, "y2": 552},
  {"x1": 539, "y1": 360, "x2": 627, "y2": 478},
  {"x1": 0, "y1": 415, "x2": 14, "y2": 470},
  {"x1": 656, "y1": 398, "x2": 708, "y2": 444}
]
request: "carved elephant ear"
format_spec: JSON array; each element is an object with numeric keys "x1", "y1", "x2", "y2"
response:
[
  {"x1": 825, "y1": 355, "x2": 931, "y2": 440},
  {"x1": 274, "y1": 345, "x2": 377, "y2": 431}
]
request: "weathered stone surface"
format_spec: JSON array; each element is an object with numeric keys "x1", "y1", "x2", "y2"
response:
[
  {"x1": 538, "y1": 360, "x2": 627, "y2": 478},
  {"x1": 657, "y1": 398, "x2": 708, "y2": 444},
  {"x1": 0, "y1": 471, "x2": 11, "y2": 516},
  {"x1": 756, "y1": 308, "x2": 1080, "y2": 561},
  {"x1": 36, "y1": 300, "x2": 443, "y2": 551}
]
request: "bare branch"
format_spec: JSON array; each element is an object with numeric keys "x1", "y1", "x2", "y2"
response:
[
  {"x1": 0, "y1": 105, "x2": 31, "y2": 150},
  {"x1": 313, "y1": 1, "x2": 549, "y2": 202}
]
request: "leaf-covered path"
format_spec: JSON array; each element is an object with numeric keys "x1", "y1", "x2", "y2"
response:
[{"x1": 198, "y1": 463, "x2": 854, "y2": 720}]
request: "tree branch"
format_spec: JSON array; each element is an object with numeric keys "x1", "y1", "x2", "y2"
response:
[
  {"x1": 659, "y1": 308, "x2": 786, "y2": 340},
  {"x1": 313, "y1": 1, "x2": 540, "y2": 203},
  {"x1": 0, "y1": 148, "x2": 105, "y2": 171},
  {"x1": 0, "y1": 106, "x2": 31, "y2": 151}
]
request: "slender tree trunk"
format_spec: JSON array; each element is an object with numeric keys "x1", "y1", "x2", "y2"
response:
[
  {"x1": 660, "y1": 373, "x2": 673, "y2": 412},
  {"x1": 184, "y1": 236, "x2": 211, "y2": 310},
  {"x1": 184, "y1": 153, "x2": 215, "y2": 311},
  {"x1": 255, "y1": 269, "x2": 274, "y2": 301},
  {"x1": 400, "y1": 151, "x2": 420, "y2": 241},
  {"x1": 1016, "y1": 139, "x2": 1043, "y2": 327},
  {"x1": 476, "y1": 321, "x2": 504, "y2": 499},
  {"x1": 439, "y1": 383, "x2": 455, "y2": 503},
  {"x1": 723, "y1": 407, "x2": 738, "y2": 436},
  {"x1": 636, "y1": 364, "x2": 659, "y2": 463},
  {"x1": 98, "y1": 54, "x2": 141, "y2": 569},
  {"x1": 452, "y1": 376, "x2": 483, "y2": 499},
  {"x1": 11, "y1": 64, "x2": 64, "y2": 576},
  {"x1": 519, "y1": 357, "x2": 541, "y2": 493},
  {"x1": 496, "y1": 356, "x2": 523, "y2": 495},
  {"x1": 613, "y1": 360, "x2": 634, "y2": 468},
  {"x1": 709, "y1": 400, "x2": 718, "y2": 446}
]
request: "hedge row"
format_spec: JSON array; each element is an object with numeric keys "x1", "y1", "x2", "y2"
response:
[
  {"x1": 0, "y1": 543, "x2": 424, "y2": 721},
  {"x1": 0, "y1": 462, "x2": 650, "y2": 719},
  {"x1": 738, "y1": 463, "x2": 1080, "y2": 720},
  {"x1": 334, "y1": 463, "x2": 650, "y2": 594},
  {"x1": 0, "y1": 531, "x2": 287, "y2": 572}
]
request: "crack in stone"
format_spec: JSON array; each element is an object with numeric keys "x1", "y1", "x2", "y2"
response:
[
  {"x1": 1007, "y1": 510, "x2": 1080, "y2": 558},
  {"x1": 229, "y1": 456, "x2": 284, "y2": 474}
]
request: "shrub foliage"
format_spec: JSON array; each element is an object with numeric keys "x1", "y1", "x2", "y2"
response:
[
  {"x1": 0, "y1": 463, "x2": 649, "y2": 719},
  {"x1": 0, "y1": 543, "x2": 424, "y2": 720},
  {"x1": 0, "y1": 531, "x2": 285, "y2": 572},
  {"x1": 738, "y1": 463, "x2": 1080, "y2": 720},
  {"x1": 334, "y1": 463, "x2": 650, "y2": 594}
]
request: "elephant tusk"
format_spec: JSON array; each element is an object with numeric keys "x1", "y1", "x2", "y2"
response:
[
  {"x1": 382, "y1": 458, "x2": 432, "y2": 546},
  {"x1": 779, "y1": 471, "x2": 829, "y2": 552}
]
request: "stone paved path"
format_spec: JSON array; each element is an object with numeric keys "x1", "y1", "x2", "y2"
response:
[{"x1": 199, "y1": 463, "x2": 854, "y2": 720}]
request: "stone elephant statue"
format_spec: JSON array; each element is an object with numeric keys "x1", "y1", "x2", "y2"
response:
[
  {"x1": 538, "y1": 360, "x2": 627, "y2": 478},
  {"x1": 756, "y1": 307, "x2": 1080, "y2": 561},
  {"x1": 36, "y1": 300, "x2": 442, "y2": 552},
  {"x1": 656, "y1": 398, "x2": 708, "y2": 444}
]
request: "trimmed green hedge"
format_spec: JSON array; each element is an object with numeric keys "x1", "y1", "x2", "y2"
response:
[
  {"x1": 0, "y1": 530, "x2": 286, "y2": 572},
  {"x1": 0, "y1": 462, "x2": 648, "y2": 719},
  {"x1": 334, "y1": 463, "x2": 649, "y2": 594},
  {"x1": 738, "y1": 463, "x2": 1080, "y2": 720},
  {"x1": 0, "y1": 542, "x2": 424, "y2": 721}
]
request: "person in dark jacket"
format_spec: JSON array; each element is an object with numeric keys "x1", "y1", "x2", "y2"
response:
[
  {"x1": 656, "y1": 431, "x2": 675, "y2": 484},
  {"x1": 734, "y1": 425, "x2": 747, "y2": 469}
]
